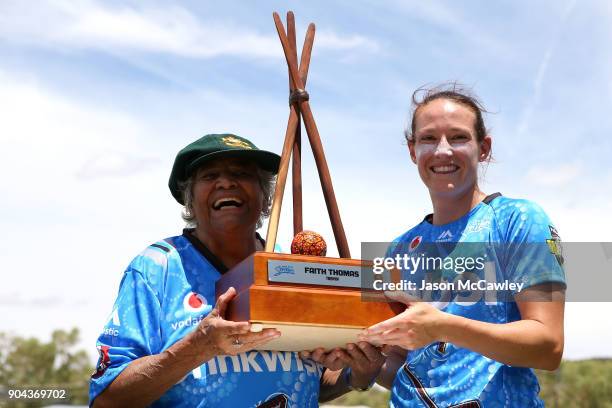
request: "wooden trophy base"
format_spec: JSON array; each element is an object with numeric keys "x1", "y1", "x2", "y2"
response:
[{"x1": 216, "y1": 252, "x2": 403, "y2": 351}]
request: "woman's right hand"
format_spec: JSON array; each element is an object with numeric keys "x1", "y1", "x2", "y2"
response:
[{"x1": 187, "y1": 287, "x2": 281, "y2": 358}]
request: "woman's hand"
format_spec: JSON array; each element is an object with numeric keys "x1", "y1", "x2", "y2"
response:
[
  {"x1": 187, "y1": 287, "x2": 280, "y2": 358},
  {"x1": 358, "y1": 291, "x2": 445, "y2": 350},
  {"x1": 302, "y1": 342, "x2": 385, "y2": 389}
]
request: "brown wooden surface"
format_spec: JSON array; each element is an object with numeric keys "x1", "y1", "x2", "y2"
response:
[
  {"x1": 228, "y1": 285, "x2": 398, "y2": 327},
  {"x1": 216, "y1": 252, "x2": 401, "y2": 330}
]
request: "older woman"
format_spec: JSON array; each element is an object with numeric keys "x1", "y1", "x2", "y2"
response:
[
  {"x1": 89, "y1": 133, "x2": 382, "y2": 407},
  {"x1": 359, "y1": 86, "x2": 566, "y2": 407}
]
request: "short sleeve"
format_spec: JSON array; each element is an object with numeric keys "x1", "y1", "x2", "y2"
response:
[
  {"x1": 501, "y1": 200, "x2": 566, "y2": 293},
  {"x1": 88, "y1": 267, "x2": 162, "y2": 405}
]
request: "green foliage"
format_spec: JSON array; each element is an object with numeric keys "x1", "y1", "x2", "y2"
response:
[
  {"x1": 0, "y1": 329, "x2": 93, "y2": 407},
  {"x1": 2, "y1": 330, "x2": 612, "y2": 408},
  {"x1": 537, "y1": 359, "x2": 612, "y2": 408}
]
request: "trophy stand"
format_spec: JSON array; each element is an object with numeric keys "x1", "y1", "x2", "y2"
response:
[{"x1": 216, "y1": 12, "x2": 400, "y2": 351}]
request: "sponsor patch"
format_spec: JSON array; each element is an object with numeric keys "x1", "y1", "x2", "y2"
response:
[
  {"x1": 409, "y1": 236, "x2": 422, "y2": 251},
  {"x1": 546, "y1": 225, "x2": 564, "y2": 265},
  {"x1": 92, "y1": 345, "x2": 111, "y2": 379},
  {"x1": 183, "y1": 292, "x2": 208, "y2": 313},
  {"x1": 436, "y1": 230, "x2": 454, "y2": 242}
]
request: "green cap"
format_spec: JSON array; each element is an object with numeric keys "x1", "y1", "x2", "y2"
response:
[{"x1": 169, "y1": 133, "x2": 280, "y2": 204}]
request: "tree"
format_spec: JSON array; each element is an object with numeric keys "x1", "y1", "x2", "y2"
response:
[{"x1": 0, "y1": 328, "x2": 93, "y2": 407}]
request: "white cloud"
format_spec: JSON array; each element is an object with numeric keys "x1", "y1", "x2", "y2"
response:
[
  {"x1": 316, "y1": 30, "x2": 380, "y2": 53},
  {"x1": 384, "y1": 0, "x2": 511, "y2": 59},
  {"x1": 525, "y1": 162, "x2": 582, "y2": 187},
  {"x1": 564, "y1": 303, "x2": 612, "y2": 360},
  {"x1": 76, "y1": 151, "x2": 161, "y2": 180},
  {"x1": 516, "y1": 0, "x2": 577, "y2": 137},
  {"x1": 0, "y1": 69, "x2": 152, "y2": 195},
  {"x1": 0, "y1": 0, "x2": 379, "y2": 59}
]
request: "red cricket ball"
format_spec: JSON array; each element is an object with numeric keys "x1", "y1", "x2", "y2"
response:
[{"x1": 291, "y1": 230, "x2": 327, "y2": 256}]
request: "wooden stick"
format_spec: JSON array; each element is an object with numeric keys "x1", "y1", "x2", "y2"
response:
[
  {"x1": 287, "y1": 12, "x2": 303, "y2": 236},
  {"x1": 292, "y1": 23, "x2": 314, "y2": 235},
  {"x1": 273, "y1": 13, "x2": 351, "y2": 258},
  {"x1": 265, "y1": 14, "x2": 315, "y2": 251},
  {"x1": 292, "y1": 125, "x2": 303, "y2": 235},
  {"x1": 287, "y1": 12, "x2": 297, "y2": 91},
  {"x1": 299, "y1": 24, "x2": 315, "y2": 84},
  {"x1": 265, "y1": 107, "x2": 299, "y2": 252}
]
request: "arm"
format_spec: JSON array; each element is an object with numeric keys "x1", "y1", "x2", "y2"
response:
[
  {"x1": 92, "y1": 334, "x2": 212, "y2": 408},
  {"x1": 93, "y1": 288, "x2": 280, "y2": 407},
  {"x1": 360, "y1": 285, "x2": 565, "y2": 372},
  {"x1": 376, "y1": 346, "x2": 407, "y2": 390},
  {"x1": 439, "y1": 285, "x2": 564, "y2": 370},
  {"x1": 318, "y1": 367, "x2": 348, "y2": 402}
]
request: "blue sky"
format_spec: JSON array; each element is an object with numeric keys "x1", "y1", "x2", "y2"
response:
[{"x1": 1, "y1": 0, "x2": 611, "y2": 361}]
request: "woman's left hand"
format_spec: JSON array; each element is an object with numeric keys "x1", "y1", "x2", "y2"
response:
[
  {"x1": 358, "y1": 291, "x2": 446, "y2": 350},
  {"x1": 301, "y1": 342, "x2": 385, "y2": 387}
]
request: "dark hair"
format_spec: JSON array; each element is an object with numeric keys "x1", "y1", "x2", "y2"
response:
[{"x1": 405, "y1": 82, "x2": 489, "y2": 145}]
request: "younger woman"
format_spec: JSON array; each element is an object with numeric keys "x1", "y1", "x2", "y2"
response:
[{"x1": 360, "y1": 85, "x2": 566, "y2": 407}]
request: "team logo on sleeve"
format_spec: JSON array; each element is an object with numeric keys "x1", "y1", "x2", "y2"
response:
[
  {"x1": 92, "y1": 345, "x2": 111, "y2": 379},
  {"x1": 546, "y1": 225, "x2": 564, "y2": 266},
  {"x1": 183, "y1": 292, "x2": 208, "y2": 313}
]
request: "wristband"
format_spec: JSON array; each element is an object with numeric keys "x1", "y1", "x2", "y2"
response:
[{"x1": 343, "y1": 367, "x2": 375, "y2": 392}]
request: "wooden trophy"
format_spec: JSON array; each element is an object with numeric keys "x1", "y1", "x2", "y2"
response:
[{"x1": 216, "y1": 11, "x2": 401, "y2": 351}]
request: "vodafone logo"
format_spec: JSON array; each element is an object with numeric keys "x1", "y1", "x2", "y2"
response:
[
  {"x1": 409, "y1": 236, "x2": 422, "y2": 251},
  {"x1": 183, "y1": 292, "x2": 207, "y2": 313},
  {"x1": 92, "y1": 345, "x2": 111, "y2": 379}
]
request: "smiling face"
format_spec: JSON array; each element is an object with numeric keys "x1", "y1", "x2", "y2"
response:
[
  {"x1": 409, "y1": 98, "x2": 491, "y2": 198},
  {"x1": 190, "y1": 157, "x2": 264, "y2": 235}
]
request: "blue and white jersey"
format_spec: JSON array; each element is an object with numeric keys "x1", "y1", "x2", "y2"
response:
[
  {"x1": 389, "y1": 194, "x2": 565, "y2": 408},
  {"x1": 89, "y1": 231, "x2": 322, "y2": 407}
]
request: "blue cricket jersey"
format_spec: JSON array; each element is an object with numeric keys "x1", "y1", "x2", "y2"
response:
[
  {"x1": 89, "y1": 231, "x2": 322, "y2": 407},
  {"x1": 388, "y1": 194, "x2": 565, "y2": 407}
]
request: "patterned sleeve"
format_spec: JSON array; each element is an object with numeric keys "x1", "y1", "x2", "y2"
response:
[
  {"x1": 88, "y1": 257, "x2": 163, "y2": 405},
  {"x1": 501, "y1": 200, "x2": 566, "y2": 293}
]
